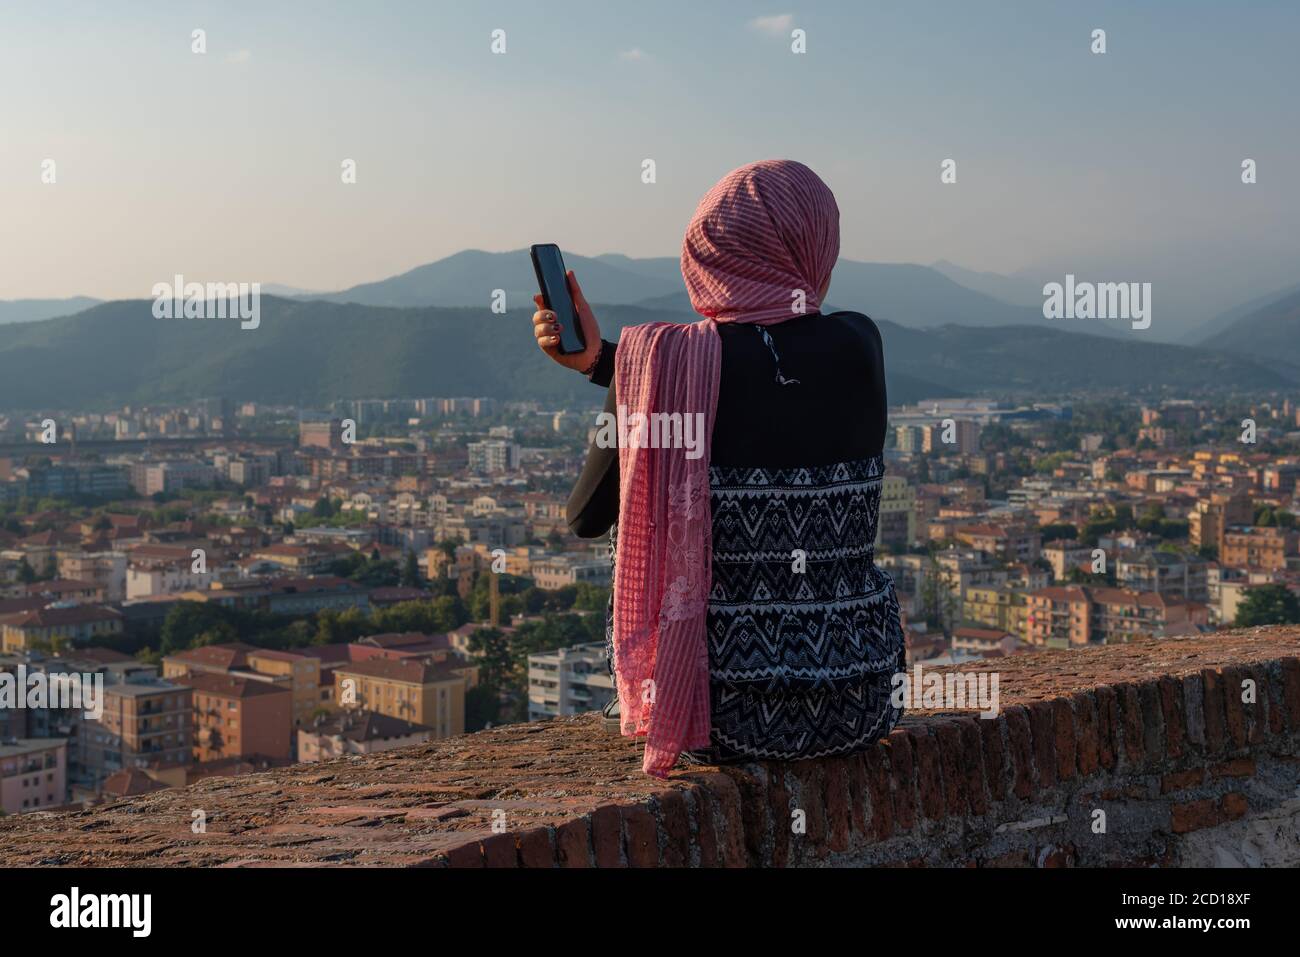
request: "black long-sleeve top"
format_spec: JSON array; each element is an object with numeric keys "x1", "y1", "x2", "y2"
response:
[{"x1": 566, "y1": 311, "x2": 888, "y2": 537}]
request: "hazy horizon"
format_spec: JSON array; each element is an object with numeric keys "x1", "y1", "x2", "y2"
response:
[{"x1": 4, "y1": 0, "x2": 1298, "y2": 340}]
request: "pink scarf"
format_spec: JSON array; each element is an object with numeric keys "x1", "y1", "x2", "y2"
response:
[{"x1": 612, "y1": 160, "x2": 841, "y2": 776}]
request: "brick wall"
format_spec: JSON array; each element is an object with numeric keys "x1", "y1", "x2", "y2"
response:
[{"x1": 2, "y1": 626, "x2": 1299, "y2": 867}]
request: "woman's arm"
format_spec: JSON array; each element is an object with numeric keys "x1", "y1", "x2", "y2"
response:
[
  {"x1": 567, "y1": 358, "x2": 620, "y2": 537},
  {"x1": 530, "y1": 270, "x2": 620, "y2": 536}
]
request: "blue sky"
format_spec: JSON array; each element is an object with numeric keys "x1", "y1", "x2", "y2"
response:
[{"x1": 2, "y1": 0, "x2": 1297, "y2": 336}]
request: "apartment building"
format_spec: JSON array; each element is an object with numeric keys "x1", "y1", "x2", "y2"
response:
[
  {"x1": 529, "y1": 554, "x2": 612, "y2": 590},
  {"x1": 954, "y1": 524, "x2": 1042, "y2": 564},
  {"x1": 1221, "y1": 525, "x2": 1298, "y2": 572},
  {"x1": 962, "y1": 584, "x2": 1029, "y2": 636},
  {"x1": 164, "y1": 642, "x2": 323, "y2": 730},
  {"x1": 0, "y1": 739, "x2": 67, "y2": 814},
  {"x1": 527, "y1": 642, "x2": 616, "y2": 721},
  {"x1": 125, "y1": 543, "x2": 215, "y2": 599},
  {"x1": 184, "y1": 672, "x2": 294, "y2": 763},
  {"x1": 331, "y1": 658, "x2": 470, "y2": 738},
  {"x1": 1188, "y1": 490, "x2": 1252, "y2": 554},
  {"x1": 77, "y1": 678, "x2": 193, "y2": 791},
  {"x1": 1026, "y1": 585, "x2": 1209, "y2": 648},
  {"x1": 1115, "y1": 550, "x2": 1210, "y2": 601},
  {"x1": 297, "y1": 710, "x2": 430, "y2": 762},
  {"x1": 876, "y1": 476, "x2": 916, "y2": 547},
  {"x1": 0, "y1": 603, "x2": 124, "y2": 652}
]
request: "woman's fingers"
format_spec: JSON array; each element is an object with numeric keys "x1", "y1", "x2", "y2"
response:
[
  {"x1": 566, "y1": 270, "x2": 602, "y2": 360},
  {"x1": 532, "y1": 308, "x2": 562, "y2": 352}
]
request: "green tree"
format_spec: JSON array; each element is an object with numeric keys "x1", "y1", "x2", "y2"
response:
[
  {"x1": 1234, "y1": 585, "x2": 1300, "y2": 628},
  {"x1": 400, "y1": 550, "x2": 421, "y2": 588}
]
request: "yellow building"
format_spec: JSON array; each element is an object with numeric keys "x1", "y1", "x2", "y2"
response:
[
  {"x1": 963, "y1": 584, "x2": 1029, "y2": 637},
  {"x1": 331, "y1": 658, "x2": 471, "y2": 739}
]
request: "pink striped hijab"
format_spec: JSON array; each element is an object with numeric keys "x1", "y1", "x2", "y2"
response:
[{"x1": 612, "y1": 160, "x2": 840, "y2": 776}]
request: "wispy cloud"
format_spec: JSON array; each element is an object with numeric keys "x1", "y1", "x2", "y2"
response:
[
  {"x1": 225, "y1": 49, "x2": 252, "y2": 64},
  {"x1": 619, "y1": 48, "x2": 648, "y2": 61},
  {"x1": 749, "y1": 14, "x2": 793, "y2": 37}
]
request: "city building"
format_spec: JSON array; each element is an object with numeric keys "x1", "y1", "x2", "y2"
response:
[
  {"x1": 527, "y1": 642, "x2": 616, "y2": 721},
  {"x1": 0, "y1": 739, "x2": 67, "y2": 814}
]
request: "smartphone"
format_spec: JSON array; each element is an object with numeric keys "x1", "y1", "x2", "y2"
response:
[{"x1": 530, "y1": 244, "x2": 587, "y2": 356}]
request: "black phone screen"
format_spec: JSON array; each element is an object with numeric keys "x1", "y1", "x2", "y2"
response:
[{"x1": 530, "y1": 244, "x2": 587, "y2": 356}]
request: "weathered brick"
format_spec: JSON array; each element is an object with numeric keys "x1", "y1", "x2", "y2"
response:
[
  {"x1": 622, "y1": 804, "x2": 659, "y2": 867},
  {"x1": 1201, "y1": 668, "x2": 1228, "y2": 755},
  {"x1": 1243, "y1": 665, "x2": 1268, "y2": 745},
  {"x1": 1003, "y1": 705, "x2": 1035, "y2": 799},
  {"x1": 1220, "y1": 791, "x2": 1248, "y2": 821},
  {"x1": 767, "y1": 767, "x2": 793, "y2": 868},
  {"x1": 698, "y1": 772, "x2": 748, "y2": 867},
  {"x1": 845, "y1": 753, "x2": 870, "y2": 839},
  {"x1": 1072, "y1": 692, "x2": 1100, "y2": 777},
  {"x1": 979, "y1": 715, "x2": 1007, "y2": 801},
  {"x1": 1052, "y1": 698, "x2": 1077, "y2": 782},
  {"x1": 913, "y1": 730, "x2": 946, "y2": 820},
  {"x1": 934, "y1": 723, "x2": 969, "y2": 815},
  {"x1": 1158, "y1": 677, "x2": 1186, "y2": 760},
  {"x1": 654, "y1": 790, "x2": 691, "y2": 867},
  {"x1": 554, "y1": 818, "x2": 592, "y2": 868},
  {"x1": 1220, "y1": 666, "x2": 1249, "y2": 750},
  {"x1": 1283, "y1": 658, "x2": 1300, "y2": 732},
  {"x1": 984, "y1": 849, "x2": 1031, "y2": 868},
  {"x1": 591, "y1": 804, "x2": 623, "y2": 868},
  {"x1": 443, "y1": 840, "x2": 484, "y2": 868},
  {"x1": 863, "y1": 745, "x2": 895, "y2": 840},
  {"x1": 1160, "y1": 768, "x2": 1205, "y2": 794},
  {"x1": 1094, "y1": 685, "x2": 1120, "y2": 770},
  {"x1": 885, "y1": 732, "x2": 916, "y2": 831},
  {"x1": 1209, "y1": 757, "x2": 1256, "y2": 779},
  {"x1": 517, "y1": 827, "x2": 555, "y2": 868},
  {"x1": 1027, "y1": 700, "x2": 1058, "y2": 789},
  {"x1": 1137, "y1": 681, "x2": 1165, "y2": 765},
  {"x1": 1181, "y1": 674, "x2": 1206, "y2": 752},
  {"x1": 956, "y1": 718, "x2": 989, "y2": 815},
  {"x1": 481, "y1": 832, "x2": 518, "y2": 867},
  {"x1": 823, "y1": 760, "x2": 852, "y2": 853},
  {"x1": 678, "y1": 786, "x2": 717, "y2": 867},
  {"x1": 1171, "y1": 799, "x2": 1220, "y2": 834},
  {"x1": 788, "y1": 760, "x2": 828, "y2": 861},
  {"x1": 720, "y1": 765, "x2": 766, "y2": 867},
  {"x1": 1115, "y1": 682, "x2": 1145, "y2": 766}
]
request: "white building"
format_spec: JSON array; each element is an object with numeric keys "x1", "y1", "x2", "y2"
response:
[{"x1": 527, "y1": 642, "x2": 615, "y2": 721}]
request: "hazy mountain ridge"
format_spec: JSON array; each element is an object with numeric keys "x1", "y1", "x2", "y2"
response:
[
  {"x1": 0, "y1": 296, "x2": 1286, "y2": 413},
  {"x1": 1200, "y1": 288, "x2": 1300, "y2": 372},
  {"x1": 0, "y1": 297, "x2": 101, "y2": 326}
]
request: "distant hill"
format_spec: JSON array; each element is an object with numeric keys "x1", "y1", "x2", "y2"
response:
[
  {"x1": 872, "y1": 320, "x2": 1290, "y2": 395},
  {"x1": 0, "y1": 296, "x2": 1286, "y2": 413},
  {"x1": 1181, "y1": 282, "x2": 1300, "y2": 346},
  {"x1": 312, "y1": 248, "x2": 1128, "y2": 338},
  {"x1": 930, "y1": 260, "x2": 1044, "y2": 308},
  {"x1": 311, "y1": 249, "x2": 678, "y2": 309},
  {"x1": 0, "y1": 297, "x2": 100, "y2": 326},
  {"x1": 1200, "y1": 288, "x2": 1300, "y2": 373}
]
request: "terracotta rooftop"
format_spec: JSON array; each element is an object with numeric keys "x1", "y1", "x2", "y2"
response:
[{"x1": 2, "y1": 626, "x2": 1298, "y2": 868}]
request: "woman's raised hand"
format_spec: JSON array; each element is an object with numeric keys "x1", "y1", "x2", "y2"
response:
[{"x1": 532, "y1": 270, "x2": 602, "y2": 373}]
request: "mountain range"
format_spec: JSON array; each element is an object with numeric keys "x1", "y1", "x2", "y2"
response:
[{"x1": 0, "y1": 250, "x2": 1297, "y2": 410}]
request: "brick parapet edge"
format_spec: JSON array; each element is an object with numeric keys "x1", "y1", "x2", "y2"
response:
[{"x1": 2, "y1": 628, "x2": 1298, "y2": 867}]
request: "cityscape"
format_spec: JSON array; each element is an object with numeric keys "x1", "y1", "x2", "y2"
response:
[
  {"x1": 2, "y1": 383, "x2": 1298, "y2": 814},
  {"x1": 3, "y1": 1, "x2": 1299, "y2": 929}
]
